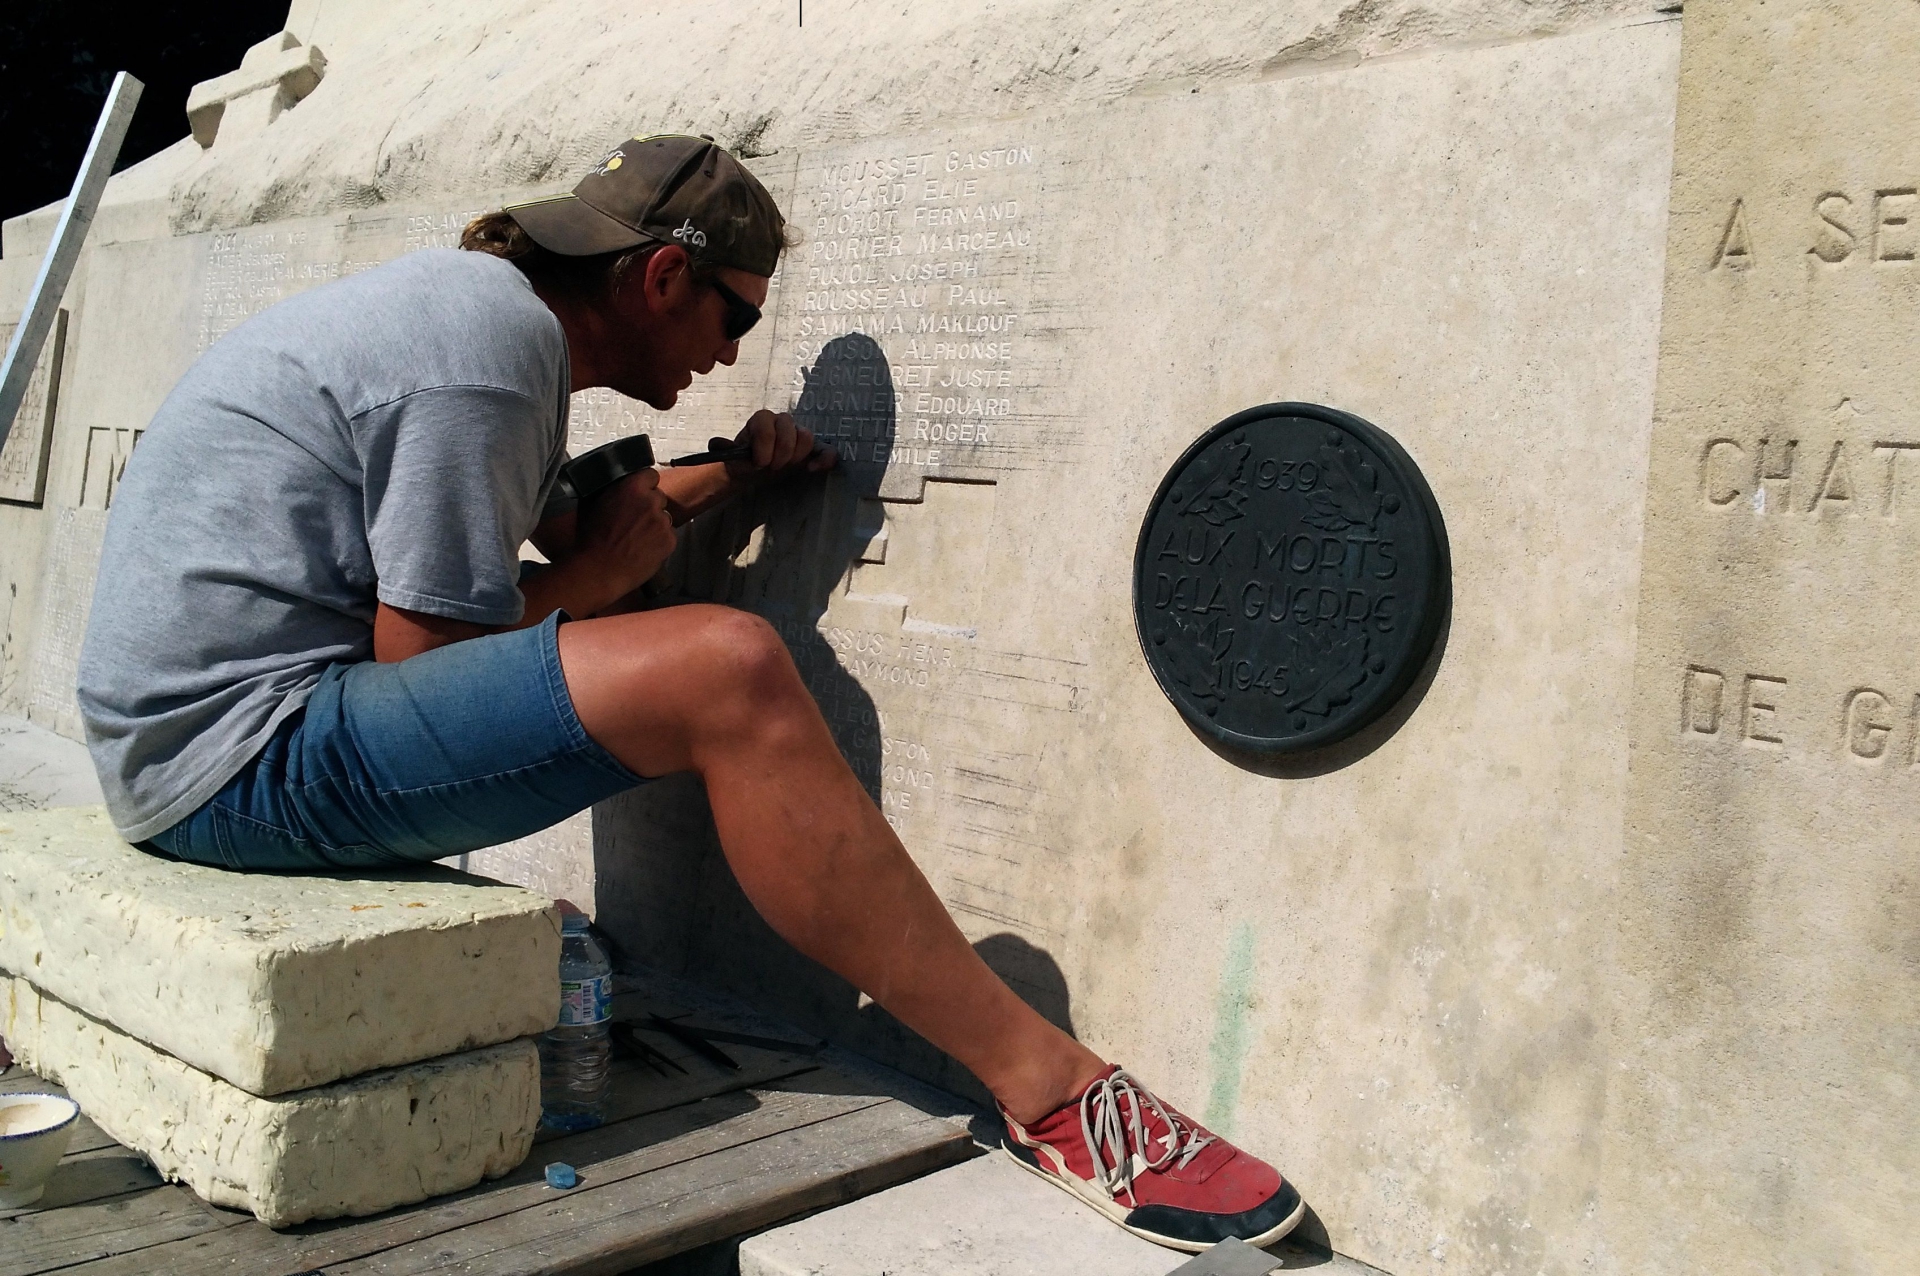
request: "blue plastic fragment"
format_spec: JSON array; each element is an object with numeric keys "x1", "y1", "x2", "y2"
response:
[{"x1": 544, "y1": 1161, "x2": 578, "y2": 1190}]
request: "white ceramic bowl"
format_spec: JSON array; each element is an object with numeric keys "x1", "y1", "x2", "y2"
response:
[{"x1": 0, "y1": 1093, "x2": 82, "y2": 1207}]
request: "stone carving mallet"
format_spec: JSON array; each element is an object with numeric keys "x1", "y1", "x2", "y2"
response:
[{"x1": 558, "y1": 433, "x2": 823, "y2": 506}]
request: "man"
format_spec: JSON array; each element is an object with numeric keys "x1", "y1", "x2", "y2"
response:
[{"x1": 77, "y1": 134, "x2": 1302, "y2": 1252}]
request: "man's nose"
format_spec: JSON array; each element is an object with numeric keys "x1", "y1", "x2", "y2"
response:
[{"x1": 716, "y1": 340, "x2": 740, "y2": 367}]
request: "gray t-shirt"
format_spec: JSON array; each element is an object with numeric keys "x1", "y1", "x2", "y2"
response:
[{"x1": 78, "y1": 249, "x2": 571, "y2": 841}]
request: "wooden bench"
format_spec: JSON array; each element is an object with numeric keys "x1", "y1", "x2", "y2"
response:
[{"x1": 0, "y1": 983, "x2": 979, "y2": 1275}]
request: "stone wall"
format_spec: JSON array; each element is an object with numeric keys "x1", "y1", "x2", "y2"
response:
[
  {"x1": 3, "y1": 1, "x2": 1906, "y2": 1272},
  {"x1": 604, "y1": 24, "x2": 1682, "y2": 1276},
  {"x1": 1609, "y1": 1, "x2": 1920, "y2": 1270}
]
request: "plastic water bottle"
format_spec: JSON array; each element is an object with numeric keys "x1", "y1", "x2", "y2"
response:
[{"x1": 539, "y1": 914, "x2": 612, "y2": 1131}]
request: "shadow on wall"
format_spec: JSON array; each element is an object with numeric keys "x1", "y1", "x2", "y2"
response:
[{"x1": 592, "y1": 334, "x2": 1078, "y2": 1103}]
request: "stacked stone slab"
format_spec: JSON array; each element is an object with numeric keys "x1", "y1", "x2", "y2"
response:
[{"x1": 0, "y1": 807, "x2": 559, "y2": 1225}]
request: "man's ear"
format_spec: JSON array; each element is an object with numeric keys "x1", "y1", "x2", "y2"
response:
[{"x1": 641, "y1": 244, "x2": 694, "y2": 311}]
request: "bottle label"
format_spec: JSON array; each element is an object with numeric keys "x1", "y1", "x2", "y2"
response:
[{"x1": 558, "y1": 974, "x2": 612, "y2": 1026}]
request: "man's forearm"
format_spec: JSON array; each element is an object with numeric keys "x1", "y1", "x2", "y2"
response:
[
  {"x1": 378, "y1": 455, "x2": 786, "y2": 662},
  {"x1": 656, "y1": 462, "x2": 745, "y2": 524},
  {"x1": 374, "y1": 550, "x2": 649, "y2": 662},
  {"x1": 373, "y1": 558, "x2": 627, "y2": 662},
  {"x1": 518, "y1": 551, "x2": 638, "y2": 625},
  {"x1": 531, "y1": 462, "x2": 737, "y2": 562}
]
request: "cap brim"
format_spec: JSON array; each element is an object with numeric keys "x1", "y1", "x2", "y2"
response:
[{"x1": 506, "y1": 194, "x2": 658, "y2": 256}]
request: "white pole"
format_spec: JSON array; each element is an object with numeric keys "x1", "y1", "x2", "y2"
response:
[{"x1": 0, "y1": 71, "x2": 144, "y2": 454}]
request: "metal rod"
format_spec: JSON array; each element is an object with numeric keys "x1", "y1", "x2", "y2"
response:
[
  {"x1": 645, "y1": 1013, "x2": 741, "y2": 1072},
  {"x1": 668, "y1": 1025, "x2": 820, "y2": 1055},
  {"x1": 0, "y1": 71, "x2": 143, "y2": 454}
]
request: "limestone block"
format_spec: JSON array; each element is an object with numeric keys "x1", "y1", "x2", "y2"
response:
[
  {"x1": 0, "y1": 713, "x2": 101, "y2": 812},
  {"x1": 1608, "y1": 1, "x2": 1920, "y2": 1272},
  {"x1": 186, "y1": 31, "x2": 327, "y2": 149},
  {"x1": 0, "y1": 807, "x2": 559, "y2": 1096},
  {"x1": 183, "y1": 0, "x2": 1660, "y2": 233},
  {"x1": 1, "y1": 975, "x2": 538, "y2": 1227},
  {"x1": 739, "y1": 1153, "x2": 1183, "y2": 1276},
  {"x1": 738, "y1": 1153, "x2": 1383, "y2": 1276}
]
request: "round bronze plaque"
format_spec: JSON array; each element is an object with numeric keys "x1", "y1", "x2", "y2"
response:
[{"x1": 1133, "y1": 403, "x2": 1450, "y2": 756}]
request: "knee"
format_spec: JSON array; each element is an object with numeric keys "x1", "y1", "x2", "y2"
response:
[{"x1": 675, "y1": 605, "x2": 809, "y2": 724}]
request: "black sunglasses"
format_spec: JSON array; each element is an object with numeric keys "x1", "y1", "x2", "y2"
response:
[{"x1": 709, "y1": 278, "x2": 762, "y2": 343}]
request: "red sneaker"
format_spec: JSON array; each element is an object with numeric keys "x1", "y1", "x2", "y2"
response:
[{"x1": 1001, "y1": 1066, "x2": 1304, "y2": 1252}]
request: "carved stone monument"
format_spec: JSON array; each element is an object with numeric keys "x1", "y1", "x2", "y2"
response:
[
  {"x1": 1610, "y1": 1, "x2": 1920, "y2": 1268},
  {"x1": 0, "y1": 0, "x2": 1908, "y2": 1271}
]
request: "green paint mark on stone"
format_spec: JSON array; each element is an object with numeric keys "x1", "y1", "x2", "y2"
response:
[{"x1": 1203, "y1": 921, "x2": 1257, "y2": 1136}]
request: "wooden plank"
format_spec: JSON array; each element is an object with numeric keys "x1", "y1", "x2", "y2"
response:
[
  {"x1": 0, "y1": 1146, "x2": 162, "y2": 1220},
  {"x1": 328, "y1": 1100, "x2": 977, "y2": 1275},
  {"x1": 283, "y1": 1087, "x2": 881, "y2": 1272},
  {"x1": 0, "y1": 71, "x2": 141, "y2": 448},
  {"x1": 59, "y1": 1083, "x2": 893, "y2": 1276},
  {"x1": 1, "y1": 1068, "x2": 64, "y2": 1095},
  {"x1": 53, "y1": 1121, "x2": 117, "y2": 1159},
  {"x1": 535, "y1": 1039, "x2": 812, "y2": 1145},
  {"x1": 0, "y1": 1184, "x2": 232, "y2": 1276}
]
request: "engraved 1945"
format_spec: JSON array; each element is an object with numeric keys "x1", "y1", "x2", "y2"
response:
[{"x1": 1132, "y1": 403, "x2": 1450, "y2": 757}]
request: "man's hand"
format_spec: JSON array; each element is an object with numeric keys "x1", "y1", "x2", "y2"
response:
[
  {"x1": 574, "y1": 467, "x2": 678, "y2": 595},
  {"x1": 727, "y1": 409, "x2": 839, "y2": 479},
  {"x1": 654, "y1": 409, "x2": 839, "y2": 526},
  {"x1": 376, "y1": 417, "x2": 833, "y2": 664}
]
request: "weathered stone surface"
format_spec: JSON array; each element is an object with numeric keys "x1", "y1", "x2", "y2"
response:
[
  {"x1": 179, "y1": 0, "x2": 1656, "y2": 233},
  {"x1": 185, "y1": 31, "x2": 327, "y2": 150},
  {"x1": 0, "y1": 309, "x2": 64, "y2": 506},
  {"x1": 737, "y1": 1152, "x2": 1180, "y2": 1276},
  {"x1": 738, "y1": 1152, "x2": 1384, "y2": 1276},
  {"x1": 0, "y1": 713, "x2": 102, "y2": 812},
  {"x1": 1, "y1": 974, "x2": 539, "y2": 1227},
  {"x1": 1606, "y1": 2, "x2": 1920, "y2": 1272},
  {"x1": 0, "y1": 807, "x2": 559, "y2": 1095},
  {"x1": 441, "y1": 808, "x2": 598, "y2": 918}
]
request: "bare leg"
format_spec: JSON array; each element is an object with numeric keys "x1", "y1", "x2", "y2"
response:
[{"x1": 558, "y1": 605, "x2": 1106, "y2": 1123}]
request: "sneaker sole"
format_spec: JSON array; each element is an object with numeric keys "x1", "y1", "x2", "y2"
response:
[{"x1": 999, "y1": 1142, "x2": 1308, "y2": 1254}]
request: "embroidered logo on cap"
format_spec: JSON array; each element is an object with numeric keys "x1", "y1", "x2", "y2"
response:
[
  {"x1": 596, "y1": 149, "x2": 626, "y2": 175},
  {"x1": 672, "y1": 218, "x2": 709, "y2": 249}
]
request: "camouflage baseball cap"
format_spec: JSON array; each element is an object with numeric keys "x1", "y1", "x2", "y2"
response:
[{"x1": 505, "y1": 134, "x2": 785, "y2": 275}]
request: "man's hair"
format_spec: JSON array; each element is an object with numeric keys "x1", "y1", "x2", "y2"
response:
[{"x1": 459, "y1": 210, "x2": 712, "y2": 302}]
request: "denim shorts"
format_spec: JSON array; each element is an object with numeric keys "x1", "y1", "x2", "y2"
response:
[{"x1": 146, "y1": 612, "x2": 644, "y2": 871}]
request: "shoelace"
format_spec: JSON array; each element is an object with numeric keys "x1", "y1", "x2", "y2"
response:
[{"x1": 1077, "y1": 1069, "x2": 1216, "y2": 1205}]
